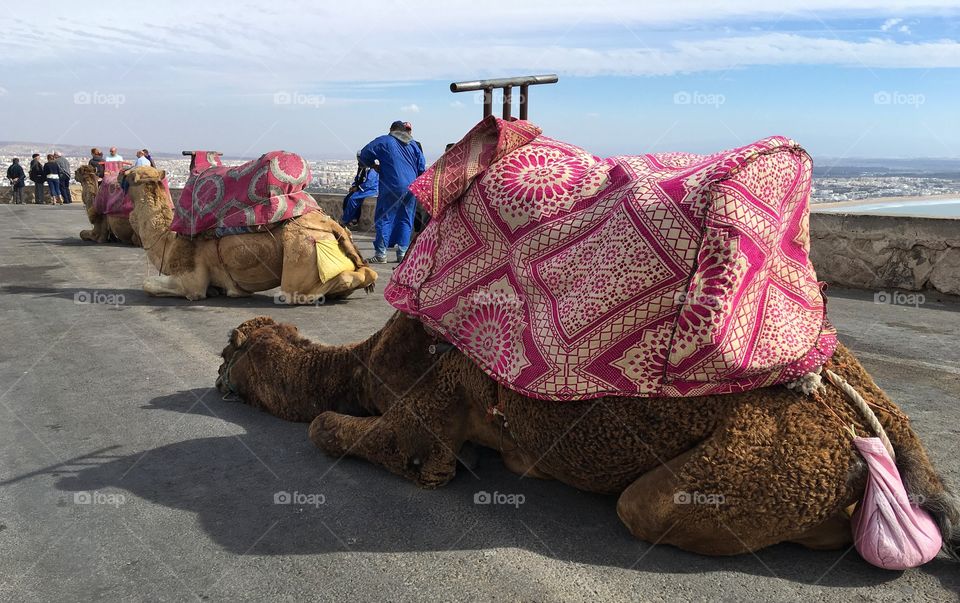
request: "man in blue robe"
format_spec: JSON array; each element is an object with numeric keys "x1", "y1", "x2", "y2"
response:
[
  {"x1": 359, "y1": 120, "x2": 426, "y2": 263},
  {"x1": 340, "y1": 159, "x2": 379, "y2": 227}
]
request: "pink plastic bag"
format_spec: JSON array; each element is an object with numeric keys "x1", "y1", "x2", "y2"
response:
[{"x1": 852, "y1": 437, "x2": 942, "y2": 569}]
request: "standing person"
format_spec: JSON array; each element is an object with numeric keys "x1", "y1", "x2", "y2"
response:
[
  {"x1": 105, "y1": 147, "x2": 124, "y2": 163},
  {"x1": 43, "y1": 154, "x2": 62, "y2": 204},
  {"x1": 89, "y1": 148, "x2": 105, "y2": 178},
  {"x1": 358, "y1": 120, "x2": 425, "y2": 263},
  {"x1": 132, "y1": 149, "x2": 151, "y2": 168},
  {"x1": 29, "y1": 153, "x2": 45, "y2": 204},
  {"x1": 54, "y1": 151, "x2": 72, "y2": 204},
  {"x1": 6, "y1": 158, "x2": 26, "y2": 204},
  {"x1": 141, "y1": 148, "x2": 156, "y2": 168},
  {"x1": 340, "y1": 156, "x2": 378, "y2": 227}
]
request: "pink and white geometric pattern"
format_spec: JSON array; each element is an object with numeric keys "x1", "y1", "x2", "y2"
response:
[{"x1": 386, "y1": 117, "x2": 836, "y2": 401}]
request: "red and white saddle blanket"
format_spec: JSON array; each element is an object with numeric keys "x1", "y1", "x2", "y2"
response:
[
  {"x1": 94, "y1": 161, "x2": 171, "y2": 216},
  {"x1": 386, "y1": 117, "x2": 836, "y2": 401},
  {"x1": 170, "y1": 151, "x2": 319, "y2": 236}
]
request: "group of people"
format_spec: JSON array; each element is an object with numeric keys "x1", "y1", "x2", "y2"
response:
[
  {"x1": 5, "y1": 146, "x2": 156, "y2": 205},
  {"x1": 342, "y1": 120, "x2": 428, "y2": 264},
  {"x1": 5, "y1": 152, "x2": 72, "y2": 205}
]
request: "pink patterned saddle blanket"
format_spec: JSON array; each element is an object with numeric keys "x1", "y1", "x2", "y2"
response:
[
  {"x1": 386, "y1": 117, "x2": 837, "y2": 401},
  {"x1": 94, "y1": 161, "x2": 171, "y2": 216},
  {"x1": 170, "y1": 151, "x2": 319, "y2": 236}
]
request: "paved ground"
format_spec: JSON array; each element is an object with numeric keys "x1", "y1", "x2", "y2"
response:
[{"x1": 1, "y1": 204, "x2": 959, "y2": 602}]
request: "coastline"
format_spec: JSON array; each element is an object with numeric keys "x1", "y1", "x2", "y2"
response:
[{"x1": 812, "y1": 193, "x2": 958, "y2": 208}]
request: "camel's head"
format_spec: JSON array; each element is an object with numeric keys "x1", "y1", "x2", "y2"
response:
[
  {"x1": 123, "y1": 166, "x2": 170, "y2": 224},
  {"x1": 74, "y1": 164, "x2": 97, "y2": 183},
  {"x1": 216, "y1": 316, "x2": 279, "y2": 395},
  {"x1": 74, "y1": 165, "x2": 99, "y2": 209},
  {"x1": 122, "y1": 166, "x2": 166, "y2": 187}
]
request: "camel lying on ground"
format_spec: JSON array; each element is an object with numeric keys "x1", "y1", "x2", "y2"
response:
[
  {"x1": 123, "y1": 166, "x2": 377, "y2": 302},
  {"x1": 75, "y1": 165, "x2": 141, "y2": 245},
  {"x1": 216, "y1": 312, "x2": 960, "y2": 557}
]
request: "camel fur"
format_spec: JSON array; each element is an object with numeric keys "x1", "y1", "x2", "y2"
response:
[
  {"x1": 75, "y1": 164, "x2": 141, "y2": 245},
  {"x1": 215, "y1": 312, "x2": 960, "y2": 558}
]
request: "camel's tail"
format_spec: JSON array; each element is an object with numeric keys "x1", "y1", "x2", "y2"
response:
[
  {"x1": 822, "y1": 361, "x2": 960, "y2": 562},
  {"x1": 896, "y1": 441, "x2": 960, "y2": 561}
]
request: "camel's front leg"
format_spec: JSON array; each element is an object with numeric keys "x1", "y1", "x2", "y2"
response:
[
  {"x1": 308, "y1": 382, "x2": 465, "y2": 488},
  {"x1": 143, "y1": 271, "x2": 209, "y2": 300}
]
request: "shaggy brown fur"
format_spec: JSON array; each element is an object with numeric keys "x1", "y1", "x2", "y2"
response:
[
  {"x1": 216, "y1": 312, "x2": 960, "y2": 558},
  {"x1": 75, "y1": 165, "x2": 141, "y2": 246},
  {"x1": 123, "y1": 166, "x2": 377, "y2": 302}
]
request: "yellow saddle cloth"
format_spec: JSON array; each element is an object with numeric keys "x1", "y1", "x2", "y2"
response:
[{"x1": 315, "y1": 239, "x2": 355, "y2": 283}]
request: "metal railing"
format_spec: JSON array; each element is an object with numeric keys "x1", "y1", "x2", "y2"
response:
[{"x1": 450, "y1": 74, "x2": 558, "y2": 120}]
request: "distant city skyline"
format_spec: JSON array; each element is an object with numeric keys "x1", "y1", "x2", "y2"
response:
[{"x1": 2, "y1": 1, "x2": 959, "y2": 160}]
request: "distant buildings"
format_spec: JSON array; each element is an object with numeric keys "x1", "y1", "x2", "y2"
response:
[
  {"x1": 0, "y1": 155, "x2": 361, "y2": 193},
  {"x1": 811, "y1": 175, "x2": 960, "y2": 202},
  {"x1": 2, "y1": 154, "x2": 958, "y2": 201}
]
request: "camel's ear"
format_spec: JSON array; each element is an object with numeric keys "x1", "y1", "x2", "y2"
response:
[
  {"x1": 229, "y1": 327, "x2": 247, "y2": 348},
  {"x1": 230, "y1": 316, "x2": 278, "y2": 348},
  {"x1": 158, "y1": 170, "x2": 166, "y2": 181}
]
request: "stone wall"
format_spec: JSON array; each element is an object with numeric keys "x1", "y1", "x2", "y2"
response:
[
  {"x1": 165, "y1": 189, "x2": 377, "y2": 231},
  {"x1": 311, "y1": 193, "x2": 377, "y2": 231},
  {"x1": 809, "y1": 213, "x2": 960, "y2": 295},
  {"x1": 1, "y1": 184, "x2": 83, "y2": 204}
]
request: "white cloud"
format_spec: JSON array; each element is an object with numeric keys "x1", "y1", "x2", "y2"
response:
[
  {"x1": 0, "y1": 87, "x2": 7, "y2": 96},
  {"x1": 881, "y1": 18, "x2": 903, "y2": 31},
  {"x1": 1, "y1": 2, "x2": 958, "y2": 89},
  {"x1": 450, "y1": 100, "x2": 465, "y2": 108},
  {"x1": 400, "y1": 104, "x2": 420, "y2": 113},
  {"x1": 899, "y1": 25, "x2": 912, "y2": 34}
]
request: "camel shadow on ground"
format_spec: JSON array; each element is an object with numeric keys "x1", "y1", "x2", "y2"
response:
[
  {"x1": 0, "y1": 284, "x2": 367, "y2": 310},
  {"x1": 50, "y1": 388, "x2": 960, "y2": 592},
  {"x1": 10, "y1": 235, "x2": 119, "y2": 248}
]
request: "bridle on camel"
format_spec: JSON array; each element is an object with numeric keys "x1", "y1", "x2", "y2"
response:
[
  {"x1": 219, "y1": 352, "x2": 240, "y2": 398},
  {"x1": 141, "y1": 227, "x2": 169, "y2": 277},
  {"x1": 787, "y1": 366, "x2": 903, "y2": 459}
]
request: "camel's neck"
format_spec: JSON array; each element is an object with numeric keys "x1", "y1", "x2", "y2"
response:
[
  {"x1": 79, "y1": 177, "x2": 97, "y2": 208},
  {"x1": 128, "y1": 184, "x2": 191, "y2": 272},
  {"x1": 300, "y1": 336, "x2": 379, "y2": 417}
]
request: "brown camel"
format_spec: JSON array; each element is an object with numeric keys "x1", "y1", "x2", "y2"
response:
[
  {"x1": 215, "y1": 312, "x2": 959, "y2": 558},
  {"x1": 75, "y1": 165, "x2": 141, "y2": 245},
  {"x1": 122, "y1": 166, "x2": 377, "y2": 303}
]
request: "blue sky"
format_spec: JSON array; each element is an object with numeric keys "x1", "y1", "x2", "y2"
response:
[{"x1": 1, "y1": 1, "x2": 958, "y2": 160}]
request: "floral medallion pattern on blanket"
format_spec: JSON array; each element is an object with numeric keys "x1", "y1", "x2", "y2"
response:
[
  {"x1": 386, "y1": 117, "x2": 837, "y2": 401},
  {"x1": 170, "y1": 150, "x2": 320, "y2": 236},
  {"x1": 94, "y1": 161, "x2": 171, "y2": 216}
]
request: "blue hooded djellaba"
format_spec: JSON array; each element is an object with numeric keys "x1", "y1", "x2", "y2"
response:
[
  {"x1": 359, "y1": 125, "x2": 426, "y2": 259},
  {"x1": 340, "y1": 163, "x2": 379, "y2": 225}
]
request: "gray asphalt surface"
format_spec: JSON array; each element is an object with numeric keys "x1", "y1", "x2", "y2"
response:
[{"x1": 1, "y1": 204, "x2": 959, "y2": 602}]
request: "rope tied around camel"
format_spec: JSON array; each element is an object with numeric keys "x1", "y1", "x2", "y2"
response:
[{"x1": 787, "y1": 368, "x2": 895, "y2": 459}]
